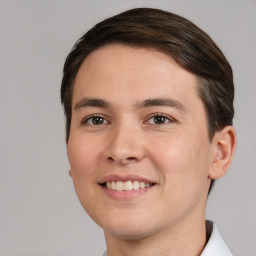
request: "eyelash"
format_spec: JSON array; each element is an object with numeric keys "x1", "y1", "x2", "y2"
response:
[
  {"x1": 145, "y1": 113, "x2": 174, "y2": 125},
  {"x1": 80, "y1": 114, "x2": 109, "y2": 126},
  {"x1": 80, "y1": 113, "x2": 175, "y2": 126}
]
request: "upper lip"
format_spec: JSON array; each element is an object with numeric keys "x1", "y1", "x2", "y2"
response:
[{"x1": 98, "y1": 174, "x2": 157, "y2": 184}]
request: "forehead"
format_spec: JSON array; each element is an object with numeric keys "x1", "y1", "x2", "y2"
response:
[{"x1": 72, "y1": 44, "x2": 200, "y2": 108}]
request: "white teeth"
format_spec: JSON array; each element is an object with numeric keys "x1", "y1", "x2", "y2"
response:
[
  {"x1": 124, "y1": 181, "x2": 133, "y2": 191},
  {"x1": 106, "y1": 182, "x2": 111, "y2": 189},
  {"x1": 111, "y1": 181, "x2": 117, "y2": 190},
  {"x1": 105, "y1": 181, "x2": 152, "y2": 191},
  {"x1": 116, "y1": 181, "x2": 123, "y2": 191},
  {"x1": 133, "y1": 181, "x2": 140, "y2": 190},
  {"x1": 139, "y1": 181, "x2": 146, "y2": 189}
]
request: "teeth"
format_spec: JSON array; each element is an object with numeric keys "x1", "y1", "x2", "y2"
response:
[
  {"x1": 124, "y1": 181, "x2": 133, "y2": 191},
  {"x1": 140, "y1": 181, "x2": 145, "y2": 189},
  {"x1": 133, "y1": 181, "x2": 140, "y2": 190},
  {"x1": 111, "y1": 181, "x2": 117, "y2": 190},
  {"x1": 105, "y1": 181, "x2": 152, "y2": 191},
  {"x1": 116, "y1": 181, "x2": 123, "y2": 191}
]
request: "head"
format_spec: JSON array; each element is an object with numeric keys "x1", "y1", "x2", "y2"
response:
[
  {"x1": 60, "y1": 8, "x2": 236, "y2": 238},
  {"x1": 61, "y1": 8, "x2": 234, "y2": 194}
]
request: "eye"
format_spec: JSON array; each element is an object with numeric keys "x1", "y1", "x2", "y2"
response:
[
  {"x1": 81, "y1": 115, "x2": 109, "y2": 126},
  {"x1": 146, "y1": 114, "x2": 173, "y2": 125}
]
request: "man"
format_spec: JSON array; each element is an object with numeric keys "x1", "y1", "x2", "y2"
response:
[{"x1": 61, "y1": 8, "x2": 236, "y2": 256}]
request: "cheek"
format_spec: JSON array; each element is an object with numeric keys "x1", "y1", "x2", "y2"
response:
[
  {"x1": 67, "y1": 135, "x2": 98, "y2": 211},
  {"x1": 151, "y1": 136, "x2": 211, "y2": 215},
  {"x1": 67, "y1": 133, "x2": 100, "y2": 176},
  {"x1": 150, "y1": 134, "x2": 211, "y2": 187}
]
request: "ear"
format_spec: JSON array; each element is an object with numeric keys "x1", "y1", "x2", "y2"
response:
[
  {"x1": 208, "y1": 126, "x2": 236, "y2": 180},
  {"x1": 69, "y1": 170, "x2": 73, "y2": 178}
]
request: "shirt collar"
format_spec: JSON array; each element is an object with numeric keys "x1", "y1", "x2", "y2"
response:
[{"x1": 201, "y1": 220, "x2": 233, "y2": 256}]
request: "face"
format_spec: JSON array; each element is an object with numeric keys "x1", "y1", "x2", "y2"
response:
[{"x1": 67, "y1": 44, "x2": 214, "y2": 240}]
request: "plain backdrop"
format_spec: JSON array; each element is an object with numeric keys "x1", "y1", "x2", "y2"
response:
[{"x1": 0, "y1": 0, "x2": 255, "y2": 255}]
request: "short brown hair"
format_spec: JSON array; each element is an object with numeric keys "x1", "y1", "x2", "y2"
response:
[{"x1": 60, "y1": 8, "x2": 234, "y2": 193}]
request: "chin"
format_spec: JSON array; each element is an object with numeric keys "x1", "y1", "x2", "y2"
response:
[
  {"x1": 99, "y1": 213, "x2": 160, "y2": 240},
  {"x1": 104, "y1": 224, "x2": 155, "y2": 240}
]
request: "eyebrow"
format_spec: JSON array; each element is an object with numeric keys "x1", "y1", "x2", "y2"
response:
[
  {"x1": 74, "y1": 97, "x2": 186, "y2": 112},
  {"x1": 74, "y1": 98, "x2": 110, "y2": 110},
  {"x1": 137, "y1": 98, "x2": 186, "y2": 112}
]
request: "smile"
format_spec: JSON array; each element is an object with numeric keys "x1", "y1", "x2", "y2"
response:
[
  {"x1": 98, "y1": 175, "x2": 157, "y2": 200},
  {"x1": 104, "y1": 181, "x2": 154, "y2": 191}
]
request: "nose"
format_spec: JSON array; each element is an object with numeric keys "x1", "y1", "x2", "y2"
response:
[{"x1": 106, "y1": 121, "x2": 145, "y2": 165}]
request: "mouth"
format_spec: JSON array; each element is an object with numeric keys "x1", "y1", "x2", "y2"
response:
[
  {"x1": 100, "y1": 180, "x2": 156, "y2": 191},
  {"x1": 98, "y1": 175, "x2": 157, "y2": 200}
]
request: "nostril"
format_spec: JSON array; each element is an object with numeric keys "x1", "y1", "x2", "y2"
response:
[
  {"x1": 107, "y1": 156, "x2": 138, "y2": 164},
  {"x1": 126, "y1": 157, "x2": 137, "y2": 161},
  {"x1": 108, "y1": 156, "x2": 114, "y2": 161}
]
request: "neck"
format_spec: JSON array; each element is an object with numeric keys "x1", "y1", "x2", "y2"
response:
[{"x1": 104, "y1": 215, "x2": 207, "y2": 256}]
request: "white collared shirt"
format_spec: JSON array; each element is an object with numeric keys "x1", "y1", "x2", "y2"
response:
[
  {"x1": 103, "y1": 220, "x2": 233, "y2": 256},
  {"x1": 201, "y1": 220, "x2": 233, "y2": 256}
]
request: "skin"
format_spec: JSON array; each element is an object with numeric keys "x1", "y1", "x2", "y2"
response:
[{"x1": 67, "y1": 44, "x2": 236, "y2": 256}]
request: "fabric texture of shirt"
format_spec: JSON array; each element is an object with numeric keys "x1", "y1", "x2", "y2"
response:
[
  {"x1": 102, "y1": 220, "x2": 233, "y2": 256},
  {"x1": 201, "y1": 220, "x2": 233, "y2": 256}
]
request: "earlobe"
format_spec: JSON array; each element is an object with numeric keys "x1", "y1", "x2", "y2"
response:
[{"x1": 208, "y1": 126, "x2": 236, "y2": 180}]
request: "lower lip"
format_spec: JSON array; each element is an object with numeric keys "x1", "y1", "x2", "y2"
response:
[{"x1": 100, "y1": 185, "x2": 154, "y2": 200}]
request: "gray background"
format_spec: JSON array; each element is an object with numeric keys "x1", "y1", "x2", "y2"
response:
[{"x1": 0, "y1": 0, "x2": 255, "y2": 255}]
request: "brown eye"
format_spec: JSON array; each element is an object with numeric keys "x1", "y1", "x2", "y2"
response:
[
  {"x1": 82, "y1": 116, "x2": 108, "y2": 126},
  {"x1": 147, "y1": 114, "x2": 173, "y2": 125},
  {"x1": 91, "y1": 117, "x2": 105, "y2": 125},
  {"x1": 154, "y1": 116, "x2": 167, "y2": 124}
]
